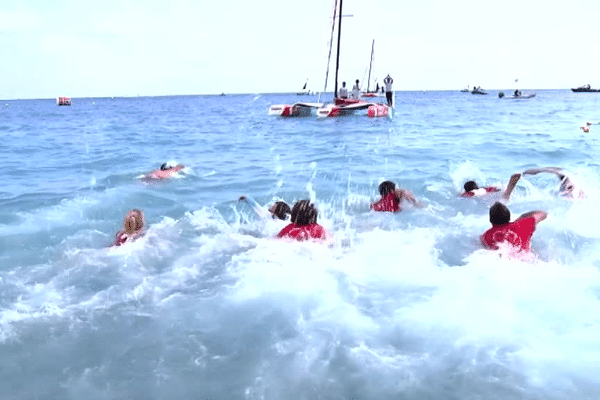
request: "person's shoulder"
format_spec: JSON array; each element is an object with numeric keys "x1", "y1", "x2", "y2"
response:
[
  {"x1": 512, "y1": 216, "x2": 536, "y2": 230},
  {"x1": 277, "y1": 223, "x2": 295, "y2": 237}
]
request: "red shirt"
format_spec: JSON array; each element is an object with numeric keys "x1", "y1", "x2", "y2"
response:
[
  {"x1": 371, "y1": 192, "x2": 400, "y2": 212},
  {"x1": 481, "y1": 216, "x2": 536, "y2": 251},
  {"x1": 277, "y1": 223, "x2": 326, "y2": 241},
  {"x1": 461, "y1": 187, "x2": 500, "y2": 197}
]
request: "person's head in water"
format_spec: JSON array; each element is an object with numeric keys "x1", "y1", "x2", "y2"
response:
[
  {"x1": 290, "y1": 200, "x2": 318, "y2": 226},
  {"x1": 379, "y1": 181, "x2": 396, "y2": 197},
  {"x1": 489, "y1": 202, "x2": 510, "y2": 226},
  {"x1": 269, "y1": 201, "x2": 291, "y2": 221},
  {"x1": 124, "y1": 209, "x2": 144, "y2": 234},
  {"x1": 160, "y1": 163, "x2": 169, "y2": 171},
  {"x1": 464, "y1": 181, "x2": 479, "y2": 192}
]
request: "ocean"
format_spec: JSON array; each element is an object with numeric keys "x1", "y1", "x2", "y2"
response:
[{"x1": 1, "y1": 90, "x2": 600, "y2": 399}]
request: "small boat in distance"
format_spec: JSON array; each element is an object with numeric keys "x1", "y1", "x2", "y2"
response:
[
  {"x1": 498, "y1": 91, "x2": 536, "y2": 99},
  {"x1": 460, "y1": 85, "x2": 470, "y2": 92},
  {"x1": 572, "y1": 84, "x2": 600, "y2": 92},
  {"x1": 471, "y1": 86, "x2": 487, "y2": 95},
  {"x1": 56, "y1": 97, "x2": 72, "y2": 106},
  {"x1": 296, "y1": 80, "x2": 311, "y2": 95}
]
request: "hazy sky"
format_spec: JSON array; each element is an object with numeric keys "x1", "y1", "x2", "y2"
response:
[{"x1": 1, "y1": 0, "x2": 598, "y2": 99}]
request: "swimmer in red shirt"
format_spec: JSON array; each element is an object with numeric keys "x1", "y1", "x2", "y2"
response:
[
  {"x1": 481, "y1": 202, "x2": 547, "y2": 252},
  {"x1": 142, "y1": 162, "x2": 185, "y2": 180},
  {"x1": 371, "y1": 181, "x2": 422, "y2": 212},
  {"x1": 113, "y1": 209, "x2": 145, "y2": 246},
  {"x1": 277, "y1": 200, "x2": 327, "y2": 241},
  {"x1": 462, "y1": 173, "x2": 521, "y2": 200}
]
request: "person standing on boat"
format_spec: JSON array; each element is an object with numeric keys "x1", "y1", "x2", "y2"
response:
[
  {"x1": 351, "y1": 79, "x2": 361, "y2": 99},
  {"x1": 339, "y1": 82, "x2": 348, "y2": 99},
  {"x1": 383, "y1": 74, "x2": 394, "y2": 106}
]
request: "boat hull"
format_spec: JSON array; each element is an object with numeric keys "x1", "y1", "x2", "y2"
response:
[
  {"x1": 56, "y1": 97, "x2": 72, "y2": 106},
  {"x1": 268, "y1": 102, "x2": 323, "y2": 117}
]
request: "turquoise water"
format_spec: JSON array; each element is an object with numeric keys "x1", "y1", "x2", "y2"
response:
[{"x1": 1, "y1": 91, "x2": 600, "y2": 399}]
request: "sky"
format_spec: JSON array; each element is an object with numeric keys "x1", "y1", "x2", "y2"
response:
[{"x1": 1, "y1": 0, "x2": 599, "y2": 99}]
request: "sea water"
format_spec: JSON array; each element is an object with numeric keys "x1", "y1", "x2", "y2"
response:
[{"x1": 1, "y1": 91, "x2": 600, "y2": 399}]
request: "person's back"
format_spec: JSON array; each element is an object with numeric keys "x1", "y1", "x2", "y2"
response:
[
  {"x1": 277, "y1": 200, "x2": 326, "y2": 241},
  {"x1": 371, "y1": 181, "x2": 422, "y2": 212},
  {"x1": 339, "y1": 82, "x2": 348, "y2": 99},
  {"x1": 481, "y1": 202, "x2": 547, "y2": 252}
]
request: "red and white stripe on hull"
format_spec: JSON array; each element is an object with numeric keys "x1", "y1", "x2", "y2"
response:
[
  {"x1": 268, "y1": 102, "x2": 323, "y2": 117},
  {"x1": 367, "y1": 103, "x2": 390, "y2": 118},
  {"x1": 268, "y1": 104, "x2": 296, "y2": 116}
]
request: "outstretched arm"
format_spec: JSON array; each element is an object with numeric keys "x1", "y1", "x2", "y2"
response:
[
  {"x1": 516, "y1": 210, "x2": 548, "y2": 224},
  {"x1": 523, "y1": 167, "x2": 566, "y2": 180},
  {"x1": 502, "y1": 173, "x2": 521, "y2": 201},
  {"x1": 239, "y1": 196, "x2": 270, "y2": 219}
]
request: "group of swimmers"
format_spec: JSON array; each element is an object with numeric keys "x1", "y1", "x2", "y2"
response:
[{"x1": 113, "y1": 163, "x2": 584, "y2": 257}]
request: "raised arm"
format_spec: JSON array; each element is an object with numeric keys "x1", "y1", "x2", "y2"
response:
[
  {"x1": 502, "y1": 173, "x2": 522, "y2": 201},
  {"x1": 515, "y1": 210, "x2": 548, "y2": 224}
]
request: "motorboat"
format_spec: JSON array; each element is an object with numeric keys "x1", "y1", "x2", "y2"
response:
[{"x1": 572, "y1": 84, "x2": 600, "y2": 92}]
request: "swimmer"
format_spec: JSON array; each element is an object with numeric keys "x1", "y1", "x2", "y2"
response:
[
  {"x1": 522, "y1": 167, "x2": 585, "y2": 199},
  {"x1": 371, "y1": 181, "x2": 423, "y2": 212},
  {"x1": 113, "y1": 209, "x2": 145, "y2": 246},
  {"x1": 143, "y1": 162, "x2": 185, "y2": 180},
  {"x1": 462, "y1": 173, "x2": 521, "y2": 200},
  {"x1": 239, "y1": 196, "x2": 291, "y2": 221},
  {"x1": 481, "y1": 202, "x2": 547, "y2": 253},
  {"x1": 580, "y1": 122, "x2": 591, "y2": 133},
  {"x1": 277, "y1": 200, "x2": 327, "y2": 241}
]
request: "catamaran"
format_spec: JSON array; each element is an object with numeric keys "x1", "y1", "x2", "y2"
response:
[
  {"x1": 316, "y1": 0, "x2": 392, "y2": 118},
  {"x1": 268, "y1": 0, "x2": 392, "y2": 118}
]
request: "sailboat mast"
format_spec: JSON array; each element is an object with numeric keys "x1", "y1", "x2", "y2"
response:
[
  {"x1": 333, "y1": 0, "x2": 343, "y2": 99},
  {"x1": 367, "y1": 39, "x2": 374, "y2": 93}
]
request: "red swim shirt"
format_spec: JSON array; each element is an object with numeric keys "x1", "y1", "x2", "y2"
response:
[
  {"x1": 480, "y1": 216, "x2": 536, "y2": 251},
  {"x1": 277, "y1": 223, "x2": 326, "y2": 241},
  {"x1": 371, "y1": 192, "x2": 400, "y2": 212}
]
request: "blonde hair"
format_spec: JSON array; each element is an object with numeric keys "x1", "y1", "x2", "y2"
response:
[{"x1": 124, "y1": 209, "x2": 144, "y2": 234}]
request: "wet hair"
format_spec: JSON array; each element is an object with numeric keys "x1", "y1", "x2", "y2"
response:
[
  {"x1": 160, "y1": 163, "x2": 169, "y2": 171},
  {"x1": 124, "y1": 209, "x2": 144, "y2": 233},
  {"x1": 489, "y1": 202, "x2": 510, "y2": 226},
  {"x1": 271, "y1": 201, "x2": 291, "y2": 221},
  {"x1": 290, "y1": 200, "x2": 318, "y2": 226},
  {"x1": 464, "y1": 181, "x2": 479, "y2": 192},
  {"x1": 378, "y1": 181, "x2": 396, "y2": 196}
]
